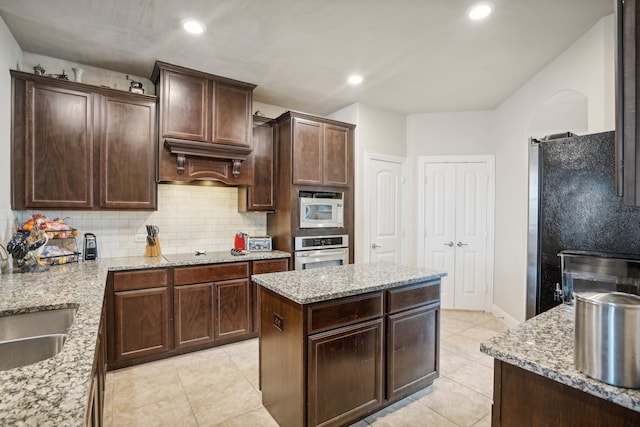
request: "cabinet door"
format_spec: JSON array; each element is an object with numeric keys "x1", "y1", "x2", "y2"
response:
[
  {"x1": 323, "y1": 124, "x2": 350, "y2": 187},
  {"x1": 242, "y1": 118, "x2": 276, "y2": 211},
  {"x1": 25, "y1": 82, "x2": 94, "y2": 208},
  {"x1": 174, "y1": 283, "x2": 214, "y2": 349},
  {"x1": 307, "y1": 318, "x2": 383, "y2": 427},
  {"x1": 386, "y1": 304, "x2": 439, "y2": 400},
  {"x1": 100, "y1": 94, "x2": 157, "y2": 209},
  {"x1": 292, "y1": 118, "x2": 323, "y2": 186},
  {"x1": 161, "y1": 70, "x2": 209, "y2": 142},
  {"x1": 214, "y1": 278, "x2": 251, "y2": 340},
  {"x1": 114, "y1": 287, "x2": 170, "y2": 361},
  {"x1": 212, "y1": 82, "x2": 252, "y2": 147}
]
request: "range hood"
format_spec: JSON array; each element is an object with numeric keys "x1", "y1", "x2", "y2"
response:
[
  {"x1": 152, "y1": 61, "x2": 256, "y2": 185},
  {"x1": 163, "y1": 138, "x2": 252, "y2": 178}
]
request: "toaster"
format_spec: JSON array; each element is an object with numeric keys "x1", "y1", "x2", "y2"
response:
[{"x1": 247, "y1": 236, "x2": 272, "y2": 252}]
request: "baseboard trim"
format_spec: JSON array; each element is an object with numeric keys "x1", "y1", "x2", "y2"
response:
[{"x1": 491, "y1": 304, "x2": 521, "y2": 328}]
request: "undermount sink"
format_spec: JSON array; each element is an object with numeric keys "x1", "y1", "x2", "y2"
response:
[
  {"x1": 0, "y1": 307, "x2": 76, "y2": 341},
  {"x1": 0, "y1": 307, "x2": 77, "y2": 371},
  {"x1": 0, "y1": 334, "x2": 68, "y2": 371}
]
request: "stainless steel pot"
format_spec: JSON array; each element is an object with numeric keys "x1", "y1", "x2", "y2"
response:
[{"x1": 574, "y1": 291, "x2": 640, "y2": 388}]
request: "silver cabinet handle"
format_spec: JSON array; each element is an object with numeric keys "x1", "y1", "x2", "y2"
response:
[
  {"x1": 457, "y1": 242, "x2": 468, "y2": 247},
  {"x1": 371, "y1": 243, "x2": 382, "y2": 249},
  {"x1": 443, "y1": 242, "x2": 454, "y2": 247}
]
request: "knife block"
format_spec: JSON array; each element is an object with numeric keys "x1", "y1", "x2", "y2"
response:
[{"x1": 145, "y1": 237, "x2": 161, "y2": 257}]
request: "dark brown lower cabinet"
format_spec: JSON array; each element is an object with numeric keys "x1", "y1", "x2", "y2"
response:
[
  {"x1": 387, "y1": 303, "x2": 439, "y2": 400},
  {"x1": 492, "y1": 360, "x2": 640, "y2": 427},
  {"x1": 114, "y1": 287, "x2": 171, "y2": 361},
  {"x1": 174, "y1": 283, "x2": 214, "y2": 349},
  {"x1": 214, "y1": 278, "x2": 251, "y2": 341},
  {"x1": 107, "y1": 259, "x2": 289, "y2": 369},
  {"x1": 307, "y1": 319, "x2": 384, "y2": 427},
  {"x1": 86, "y1": 298, "x2": 107, "y2": 427}
]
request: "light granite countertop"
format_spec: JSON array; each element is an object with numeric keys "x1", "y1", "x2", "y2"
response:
[
  {"x1": 252, "y1": 261, "x2": 447, "y2": 304},
  {"x1": 0, "y1": 250, "x2": 290, "y2": 426},
  {"x1": 480, "y1": 304, "x2": 640, "y2": 413}
]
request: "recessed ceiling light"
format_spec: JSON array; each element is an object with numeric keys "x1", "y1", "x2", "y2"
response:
[
  {"x1": 348, "y1": 74, "x2": 363, "y2": 85},
  {"x1": 182, "y1": 19, "x2": 206, "y2": 34},
  {"x1": 467, "y1": 2, "x2": 493, "y2": 20}
]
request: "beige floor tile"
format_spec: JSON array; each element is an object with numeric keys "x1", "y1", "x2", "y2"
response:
[
  {"x1": 441, "y1": 317, "x2": 476, "y2": 335},
  {"x1": 479, "y1": 317, "x2": 509, "y2": 332},
  {"x1": 443, "y1": 310, "x2": 495, "y2": 325},
  {"x1": 177, "y1": 356, "x2": 247, "y2": 392},
  {"x1": 441, "y1": 334, "x2": 484, "y2": 360},
  {"x1": 187, "y1": 375, "x2": 263, "y2": 426},
  {"x1": 112, "y1": 365, "x2": 184, "y2": 412},
  {"x1": 459, "y1": 325, "x2": 503, "y2": 342},
  {"x1": 474, "y1": 351, "x2": 496, "y2": 368},
  {"x1": 218, "y1": 407, "x2": 279, "y2": 427},
  {"x1": 446, "y1": 360, "x2": 494, "y2": 399},
  {"x1": 439, "y1": 348, "x2": 478, "y2": 377},
  {"x1": 368, "y1": 398, "x2": 457, "y2": 427},
  {"x1": 473, "y1": 413, "x2": 492, "y2": 426},
  {"x1": 415, "y1": 377, "x2": 491, "y2": 427},
  {"x1": 111, "y1": 393, "x2": 197, "y2": 427},
  {"x1": 103, "y1": 375, "x2": 114, "y2": 425}
]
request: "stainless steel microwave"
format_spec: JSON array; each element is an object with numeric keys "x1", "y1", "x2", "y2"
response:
[{"x1": 299, "y1": 191, "x2": 344, "y2": 228}]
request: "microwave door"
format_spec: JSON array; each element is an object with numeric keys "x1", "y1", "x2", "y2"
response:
[{"x1": 306, "y1": 204, "x2": 333, "y2": 221}]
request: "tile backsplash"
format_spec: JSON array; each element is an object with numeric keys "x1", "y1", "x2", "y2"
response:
[{"x1": 10, "y1": 184, "x2": 267, "y2": 258}]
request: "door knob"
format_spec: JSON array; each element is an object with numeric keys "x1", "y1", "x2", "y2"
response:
[
  {"x1": 457, "y1": 241, "x2": 468, "y2": 247},
  {"x1": 371, "y1": 243, "x2": 382, "y2": 249},
  {"x1": 443, "y1": 241, "x2": 454, "y2": 247}
]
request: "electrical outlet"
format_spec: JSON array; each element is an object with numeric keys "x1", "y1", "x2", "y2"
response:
[{"x1": 134, "y1": 234, "x2": 146, "y2": 243}]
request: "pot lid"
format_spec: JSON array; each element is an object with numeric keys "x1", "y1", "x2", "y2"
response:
[{"x1": 574, "y1": 291, "x2": 640, "y2": 307}]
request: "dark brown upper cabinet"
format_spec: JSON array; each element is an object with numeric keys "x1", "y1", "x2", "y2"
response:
[
  {"x1": 286, "y1": 113, "x2": 351, "y2": 187},
  {"x1": 11, "y1": 70, "x2": 157, "y2": 210},
  {"x1": 617, "y1": 0, "x2": 640, "y2": 206},
  {"x1": 152, "y1": 61, "x2": 256, "y2": 184},
  {"x1": 238, "y1": 115, "x2": 277, "y2": 212}
]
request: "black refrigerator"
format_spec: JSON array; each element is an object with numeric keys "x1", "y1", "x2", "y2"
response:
[{"x1": 526, "y1": 130, "x2": 640, "y2": 318}]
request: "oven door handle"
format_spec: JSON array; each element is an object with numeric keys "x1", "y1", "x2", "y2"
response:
[{"x1": 298, "y1": 249, "x2": 347, "y2": 258}]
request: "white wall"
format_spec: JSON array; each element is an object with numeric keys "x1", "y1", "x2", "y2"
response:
[
  {"x1": 329, "y1": 103, "x2": 406, "y2": 263},
  {"x1": 405, "y1": 14, "x2": 614, "y2": 322},
  {"x1": 405, "y1": 110, "x2": 496, "y2": 267},
  {"x1": 0, "y1": 17, "x2": 22, "y2": 247},
  {"x1": 492, "y1": 14, "x2": 614, "y2": 322}
]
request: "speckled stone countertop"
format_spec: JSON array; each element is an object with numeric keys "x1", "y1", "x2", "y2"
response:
[
  {"x1": 0, "y1": 250, "x2": 290, "y2": 426},
  {"x1": 252, "y1": 262, "x2": 446, "y2": 304},
  {"x1": 480, "y1": 304, "x2": 640, "y2": 413}
]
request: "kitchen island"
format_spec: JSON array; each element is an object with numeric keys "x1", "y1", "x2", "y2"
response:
[
  {"x1": 252, "y1": 262, "x2": 446, "y2": 427},
  {"x1": 0, "y1": 250, "x2": 290, "y2": 426},
  {"x1": 481, "y1": 304, "x2": 640, "y2": 426}
]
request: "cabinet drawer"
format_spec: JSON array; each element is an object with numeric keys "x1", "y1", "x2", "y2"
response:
[
  {"x1": 113, "y1": 269, "x2": 168, "y2": 291},
  {"x1": 252, "y1": 258, "x2": 289, "y2": 274},
  {"x1": 386, "y1": 280, "x2": 440, "y2": 314},
  {"x1": 307, "y1": 293, "x2": 383, "y2": 335},
  {"x1": 174, "y1": 262, "x2": 249, "y2": 285}
]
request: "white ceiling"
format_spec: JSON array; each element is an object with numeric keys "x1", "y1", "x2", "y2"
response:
[{"x1": 0, "y1": 0, "x2": 614, "y2": 116}]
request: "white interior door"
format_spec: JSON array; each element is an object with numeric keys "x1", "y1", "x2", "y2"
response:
[
  {"x1": 368, "y1": 156, "x2": 405, "y2": 264},
  {"x1": 453, "y1": 163, "x2": 488, "y2": 310},
  {"x1": 423, "y1": 161, "x2": 489, "y2": 310},
  {"x1": 424, "y1": 163, "x2": 456, "y2": 308}
]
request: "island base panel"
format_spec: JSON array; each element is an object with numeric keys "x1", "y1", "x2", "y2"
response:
[
  {"x1": 493, "y1": 360, "x2": 640, "y2": 427},
  {"x1": 260, "y1": 287, "x2": 305, "y2": 427}
]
